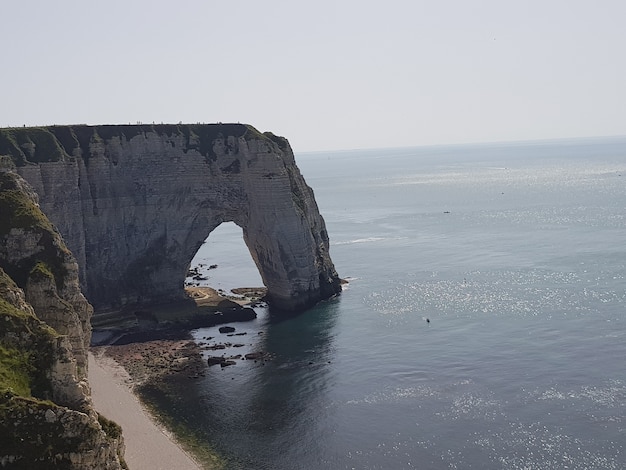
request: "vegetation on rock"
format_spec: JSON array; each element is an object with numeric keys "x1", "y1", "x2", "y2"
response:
[
  {"x1": 0, "y1": 172, "x2": 125, "y2": 469},
  {"x1": 0, "y1": 127, "x2": 68, "y2": 165},
  {"x1": 1, "y1": 123, "x2": 277, "y2": 168},
  {"x1": 0, "y1": 172, "x2": 69, "y2": 292},
  {"x1": 0, "y1": 275, "x2": 57, "y2": 400}
]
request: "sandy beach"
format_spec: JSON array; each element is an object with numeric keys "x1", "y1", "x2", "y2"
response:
[
  {"x1": 89, "y1": 350, "x2": 202, "y2": 470},
  {"x1": 87, "y1": 286, "x2": 266, "y2": 469}
]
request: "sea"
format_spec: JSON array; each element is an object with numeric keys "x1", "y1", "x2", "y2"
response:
[{"x1": 157, "y1": 137, "x2": 626, "y2": 469}]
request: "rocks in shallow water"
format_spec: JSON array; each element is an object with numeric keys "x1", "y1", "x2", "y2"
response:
[
  {"x1": 187, "y1": 266, "x2": 200, "y2": 277},
  {"x1": 207, "y1": 356, "x2": 237, "y2": 367},
  {"x1": 219, "y1": 326, "x2": 236, "y2": 334},
  {"x1": 244, "y1": 352, "x2": 265, "y2": 360},
  {"x1": 207, "y1": 356, "x2": 225, "y2": 366},
  {"x1": 207, "y1": 350, "x2": 269, "y2": 366}
]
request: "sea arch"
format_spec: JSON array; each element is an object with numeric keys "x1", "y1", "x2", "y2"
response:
[
  {"x1": 4, "y1": 123, "x2": 341, "y2": 313},
  {"x1": 187, "y1": 222, "x2": 262, "y2": 291}
]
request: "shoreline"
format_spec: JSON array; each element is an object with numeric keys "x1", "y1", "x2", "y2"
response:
[
  {"x1": 88, "y1": 286, "x2": 267, "y2": 469},
  {"x1": 88, "y1": 283, "x2": 343, "y2": 468},
  {"x1": 89, "y1": 349, "x2": 206, "y2": 470}
]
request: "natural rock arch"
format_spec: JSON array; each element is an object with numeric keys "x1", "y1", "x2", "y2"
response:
[
  {"x1": 191, "y1": 221, "x2": 263, "y2": 288},
  {"x1": 3, "y1": 123, "x2": 341, "y2": 313}
]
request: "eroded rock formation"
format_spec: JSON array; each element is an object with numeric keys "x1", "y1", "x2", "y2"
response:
[
  {"x1": 0, "y1": 171, "x2": 125, "y2": 469},
  {"x1": 1, "y1": 123, "x2": 341, "y2": 313}
]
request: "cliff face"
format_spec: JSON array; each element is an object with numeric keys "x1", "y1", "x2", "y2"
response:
[
  {"x1": 0, "y1": 171, "x2": 125, "y2": 469},
  {"x1": 1, "y1": 124, "x2": 341, "y2": 313}
]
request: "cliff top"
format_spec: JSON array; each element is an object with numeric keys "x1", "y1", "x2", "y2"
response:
[{"x1": 0, "y1": 123, "x2": 290, "y2": 166}]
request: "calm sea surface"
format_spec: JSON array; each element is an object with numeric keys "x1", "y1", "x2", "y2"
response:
[{"x1": 166, "y1": 137, "x2": 626, "y2": 469}]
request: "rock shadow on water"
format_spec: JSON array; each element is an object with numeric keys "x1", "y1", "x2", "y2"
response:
[{"x1": 188, "y1": 297, "x2": 342, "y2": 468}]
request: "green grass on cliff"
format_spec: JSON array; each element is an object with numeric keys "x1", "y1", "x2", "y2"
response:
[
  {"x1": 0, "y1": 294, "x2": 57, "y2": 399},
  {"x1": 0, "y1": 274, "x2": 40, "y2": 328},
  {"x1": 0, "y1": 345, "x2": 33, "y2": 396},
  {"x1": 0, "y1": 277, "x2": 128, "y2": 468},
  {"x1": 0, "y1": 127, "x2": 68, "y2": 165},
  {"x1": 0, "y1": 178, "x2": 67, "y2": 398},
  {"x1": 0, "y1": 175, "x2": 55, "y2": 235},
  {"x1": 0, "y1": 173, "x2": 70, "y2": 291},
  {"x1": 1, "y1": 123, "x2": 282, "y2": 169},
  {"x1": 0, "y1": 266, "x2": 59, "y2": 396},
  {"x1": 0, "y1": 188, "x2": 54, "y2": 234},
  {"x1": 97, "y1": 413, "x2": 129, "y2": 469},
  {"x1": 262, "y1": 131, "x2": 290, "y2": 151},
  {"x1": 29, "y1": 261, "x2": 56, "y2": 283},
  {"x1": 97, "y1": 413, "x2": 123, "y2": 440}
]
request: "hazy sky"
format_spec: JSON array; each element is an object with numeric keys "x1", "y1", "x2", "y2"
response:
[{"x1": 2, "y1": 1, "x2": 625, "y2": 151}]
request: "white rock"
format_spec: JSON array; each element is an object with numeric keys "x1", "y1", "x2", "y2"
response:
[
  {"x1": 44, "y1": 409, "x2": 57, "y2": 423},
  {"x1": 18, "y1": 124, "x2": 341, "y2": 313}
]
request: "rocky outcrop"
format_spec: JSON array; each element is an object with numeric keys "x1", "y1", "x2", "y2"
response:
[
  {"x1": 0, "y1": 171, "x2": 125, "y2": 469},
  {"x1": 1, "y1": 123, "x2": 341, "y2": 313}
]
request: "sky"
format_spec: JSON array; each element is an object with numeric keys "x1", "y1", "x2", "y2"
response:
[{"x1": 2, "y1": 0, "x2": 625, "y2": 151}]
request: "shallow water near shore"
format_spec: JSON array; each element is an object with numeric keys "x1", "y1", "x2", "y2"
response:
[{"x1": 148, "y1": 137, "x2": 626, "y2": 469}]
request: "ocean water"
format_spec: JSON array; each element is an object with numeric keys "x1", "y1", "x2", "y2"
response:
[{"x1": 172, "y1": 137, "x2": 626, "y2": 469}]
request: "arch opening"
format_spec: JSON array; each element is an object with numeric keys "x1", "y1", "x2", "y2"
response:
[{"x1": 185, "y1": 222, "x2": 264, "y2": 295}]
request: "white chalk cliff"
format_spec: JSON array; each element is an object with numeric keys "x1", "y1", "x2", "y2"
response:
[
  {"x1": 0, "y1": 171, "x2": 125, "y2": 469},
  {"x1": 3, "y1": 124, "x2": 341, "y2": 313}
]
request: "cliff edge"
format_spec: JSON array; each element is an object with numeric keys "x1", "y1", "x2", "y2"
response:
[
  {"x1": 0, "y1": 171, "x2": 126, "y2": 469},
  {"x1": 1, "y1": 123, "x2": 341, "y2": 314}
]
